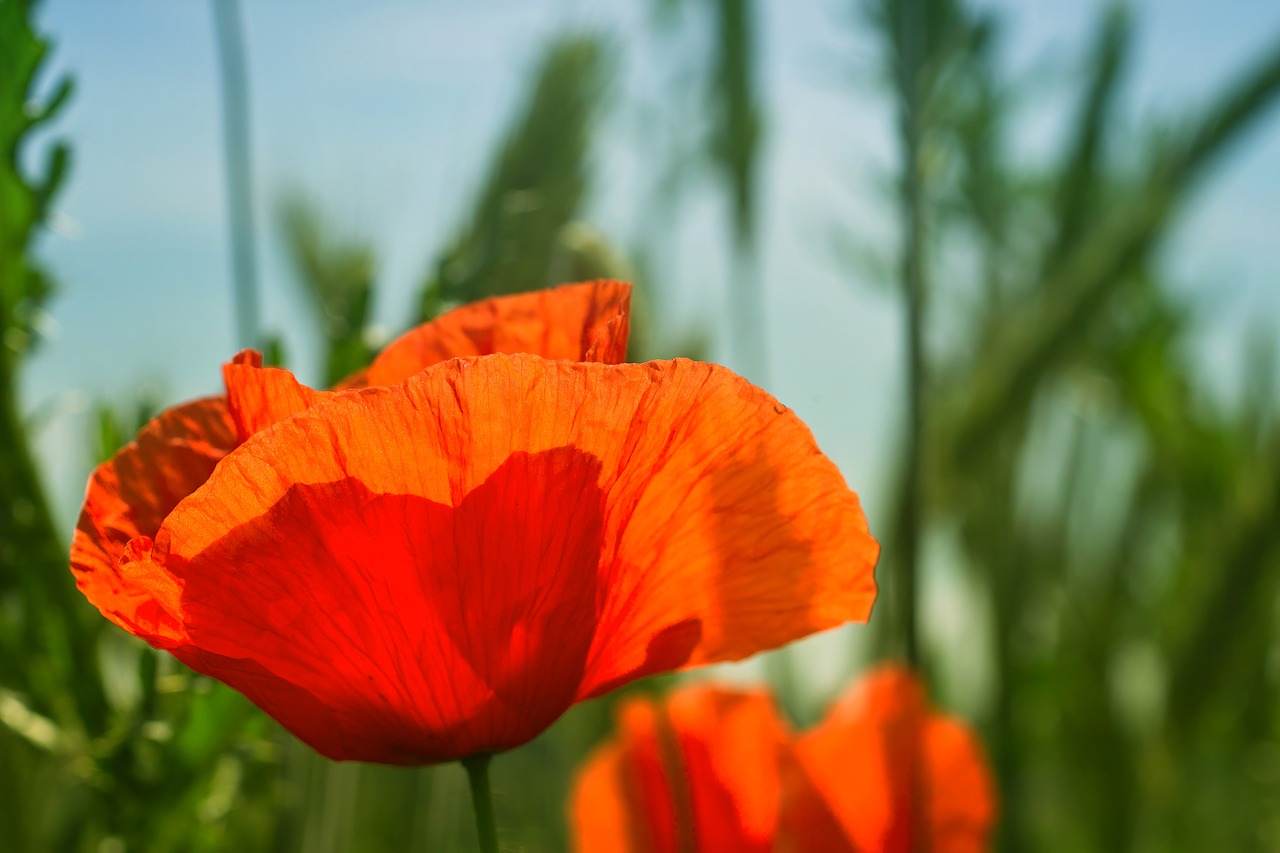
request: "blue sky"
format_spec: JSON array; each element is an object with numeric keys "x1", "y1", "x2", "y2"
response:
[{"x1": 22, "y1": 0, "x2": 1280, "y2": 551}]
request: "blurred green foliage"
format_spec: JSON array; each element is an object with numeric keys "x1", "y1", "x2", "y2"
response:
[
  {"x1": 859, "y1": 2, "x2": 1280, "y2": 851},
  {"x1": 417, "y1": 34, "x2": 612, "y2": 321},
  {"x1": 1, "y1": 3, "x2": 290, "y2": 850},
  {"x1": 655, "y1": 0, "x2": 766, "y2": 377},
  {"x1": 278, "y1": 193, "x2": 376, "y2": 386},
  {"x1": 2, "y1": 0, "x2": 1280, "y2": 850}
]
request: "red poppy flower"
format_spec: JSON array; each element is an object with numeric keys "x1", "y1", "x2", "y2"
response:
[
  {"x1": 571, "y1": 666, "x2": 995, "y2": 852},
  {"x1": 71, "y1": 281, "x2": 879, "y2": 765}
]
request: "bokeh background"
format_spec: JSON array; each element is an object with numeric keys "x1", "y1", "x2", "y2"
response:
[{"x1": 4, "y1": 0, "x2": 1280, "y2": 850}]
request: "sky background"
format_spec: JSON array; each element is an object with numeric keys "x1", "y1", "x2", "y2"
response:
[{"x1": 21, "y1": 0, "x2": 1280, "y2": 602}]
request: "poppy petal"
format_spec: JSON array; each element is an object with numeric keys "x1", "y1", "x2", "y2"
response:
[
  {"x1": 221, "y1": 349, "x2": 332, "y2": 443},
  {"x1": 117, "y1": 354, "x2": 875, "y2": 762},
  {"x1": 571, "y1": 739, "x2": 650, "y2": 853},
  {"x1": 570, "y1": 687, "x2": 788, "y2": 853},
  {"x1": 70, "y1": 397, "x2": 237, "y2": 642},
  {"x1": 133, "y1": 447, "x2": 605, "y2": 763},
  {"x1": 336, "y1": 279, "x2": 631, "y2": 389},
  {"x1": 222, "y1": 280, "x2": 632, "y2": 439},
  {"x1": 921, "y1": 716, "x2": 998, "y2": 853},
  {"x1": 573, "y1": 365, "x2": 879, "y2": 698},
  {"x1": 571, "y1": 703, "x2": 682, "y2": 853},
  {"x1": 777, "y1": 750, "x2": 858, "y2": 853},
  {"x1": 793, "y1": 667, "x2": 997, "y2": 853},
  {"x1": 670, "y1": 688, "x2": 787, "y2": 851}
]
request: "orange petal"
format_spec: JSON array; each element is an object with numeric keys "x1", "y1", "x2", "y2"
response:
[
  {"x1": 570, "y1": 739, "x2": 645, "y2": 853},
  {"x1": 117, "y1": 354, "x2": 875, "y2": 763},
  {"x1": 570, "y1": 686, "x2": 788, "y2": 853},
  {"x1": 336, "y1": 279, "x2": 631, "y2": 389},
  {"x1": 70, "y1": 397, "x2": 236, "y2": 644},
  {"x1": 793, "y1": 666, "x2": 997, "y2": 853},
  {"x1": 572, "y1": 363, "x2": 879, "y2": 698},
  {"x1": 670, "y1": 688, "x2": 787, "y2": 851},
  {"x1": 223, "y1": 280, "x2": 631, "y2": 438},
  {"x1": 222, "y1": 349, "x2": 332, "y2": 443},
  {"x1": 571, "y1": 704, "x2": 679, "y2": 853},
  {"x1": 777, "y1": 749, "x2": 858, "y2": 853}
]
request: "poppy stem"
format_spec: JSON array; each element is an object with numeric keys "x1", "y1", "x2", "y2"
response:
[{"x1": 462, "y1": 753, "x2": 499, "y2": 853}]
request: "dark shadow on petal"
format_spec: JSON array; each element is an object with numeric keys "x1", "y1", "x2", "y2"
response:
[
  {"x1": 174, "y1": 446, "x2": 615, "y2": 763},
  {"x1": 430, "y1": 446, "x2": 607, "y2": 744},
  {"x1": 582, "y1": 619, "x2": 703, "y2": 701},
  {"x1": 776, "y1": 746, "x2": 855, "y2": 853}
]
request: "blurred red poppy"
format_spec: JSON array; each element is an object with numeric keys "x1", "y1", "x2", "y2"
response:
[
  {"x1": 571, "y1": 666, "x2": 995, "y2": 852},
  {"x1": 71, "y1": 281, "x2": 879, "y2": 765}
]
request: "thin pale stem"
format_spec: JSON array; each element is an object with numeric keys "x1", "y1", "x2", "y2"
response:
[
  {"x1": 210, "y1": 0, "x2": 261, "y2": 349},
  {"x1": 462, "y1": 754, "x2": 498, "y2": 853}
]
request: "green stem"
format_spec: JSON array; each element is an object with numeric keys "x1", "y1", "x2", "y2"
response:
[
  {"x1": 462, "y1": 754, "x2": 498, "y2": 853},
  {"x1": 894, "y1": 0, "x2": 927, "y2": 673}
]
